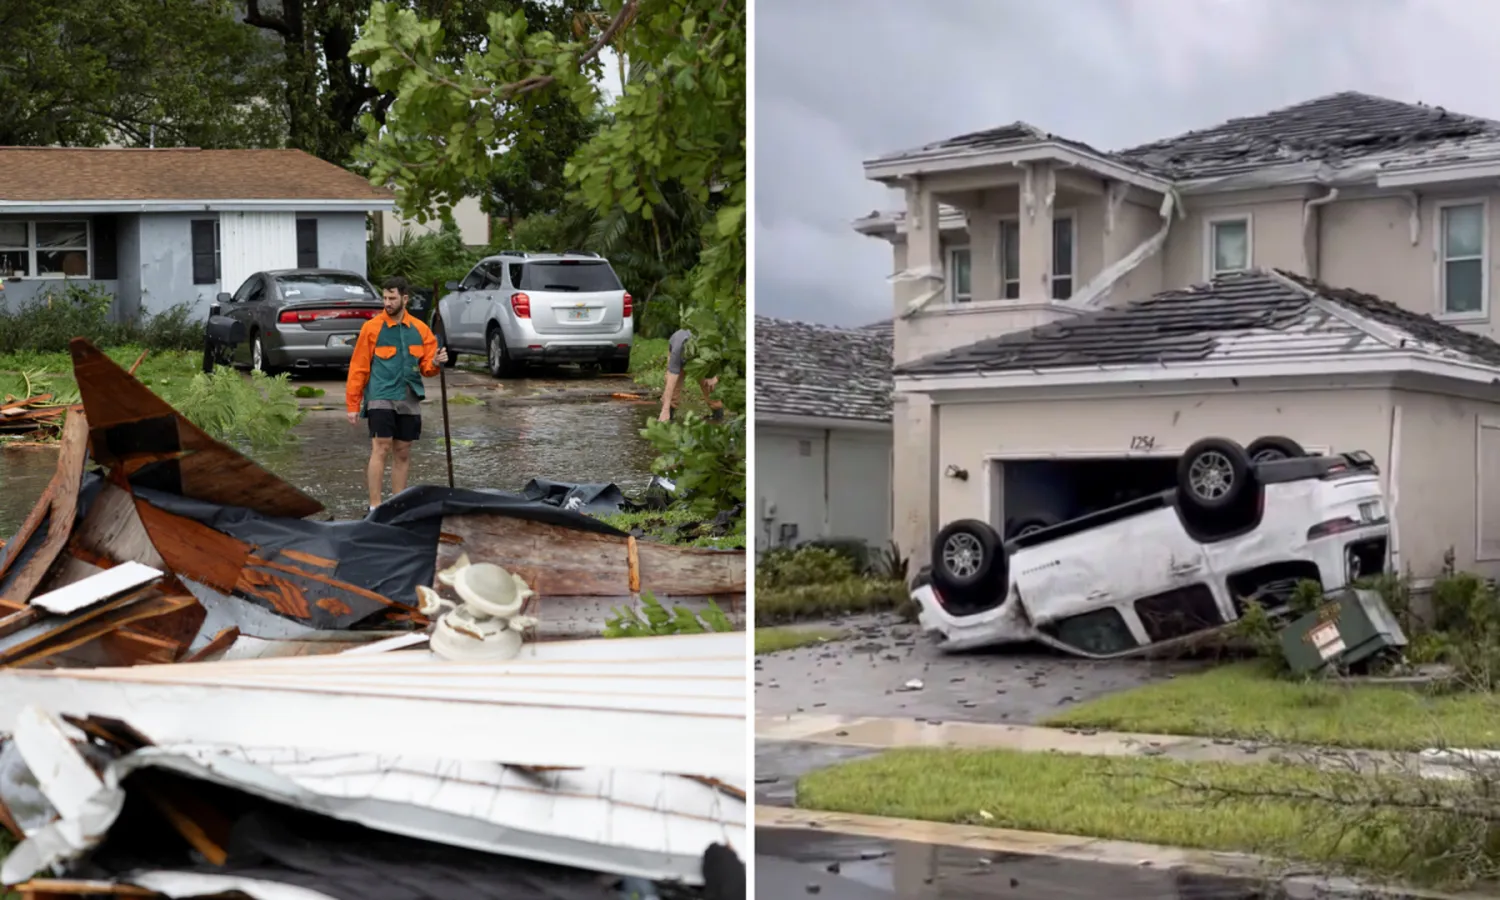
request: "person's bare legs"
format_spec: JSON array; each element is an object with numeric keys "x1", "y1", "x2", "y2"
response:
[
  {"x1": 367, "y1": 438, "x2": 391, "y2": 507},
  {"x1": 390, "y1": 440, "x2": 413, "y2": 496}
]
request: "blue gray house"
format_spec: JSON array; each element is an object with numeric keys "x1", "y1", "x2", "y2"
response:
[{"x1": 0, "y1": 147, "x2": 395, "y2": 320}]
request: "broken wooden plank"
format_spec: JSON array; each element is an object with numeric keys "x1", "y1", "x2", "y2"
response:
[
  {"x1": 182, "y1": 626, "x2": 239, "y2": 662},
  {"x1": 0, "y1": 591, "x2": 197, "y2": 668},
  {"x1": 436, "y1": 513, "x2": 746, "y2": 596},
  {"x1": 0, "y1": 408, "x2": 90, "y2": 606},
  {"x1": 28, "y1": 561, "x2": 163, "y2": 616},
  {"x1": 70, "y1": 338, "x2": 323, "y2": 519},
  {"x1": 97, "y1": 629, "x2": 183, "y2": 666}
]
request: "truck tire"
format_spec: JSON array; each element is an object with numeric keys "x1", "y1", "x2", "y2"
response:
[
  {"x1": 1008, "y1": 512, "x2": 1061, "y2": 539},
  {"x1": 1246, "y1": 435, "x2": 1306, "y2": 462},
  {"x1": 1177, "y1": 437, "x2": 1252, "y2": 515},
  {"x1": 931, "y1": 519, "x2": 1007, "y2": 597}
]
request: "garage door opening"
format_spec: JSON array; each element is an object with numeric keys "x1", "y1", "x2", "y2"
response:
[{"x1": 998, "y1": 457, "x2": 1179, "y2": 540}]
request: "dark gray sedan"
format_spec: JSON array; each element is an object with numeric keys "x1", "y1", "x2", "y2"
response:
[{"x1": 218, "y1": 269, "x2": 385, "y2": 374}]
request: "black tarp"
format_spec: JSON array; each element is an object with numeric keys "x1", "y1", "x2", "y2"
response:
[
  {"x1": 125, "y1": 480, "x2": 627, "y2": 625},
  {"x1": 519, "y1": 479, "x2": 628, "y2": 515}
]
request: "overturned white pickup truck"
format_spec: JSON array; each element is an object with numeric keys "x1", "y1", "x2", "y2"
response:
[{"x1": 911, "y1": 436, "x2": 1390, "y2": 657}]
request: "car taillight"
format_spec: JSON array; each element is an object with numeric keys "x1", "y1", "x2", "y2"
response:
[
  {"x1": 511, "y1": 292, "x2": 530, "y2": 318},
  {"x1": 277, "y1": 308, "x2": 377, "y2": 324},
  {"x1": 1308, "y1": 517, "x2": 1361, "y2": 540},
  {"x1": 623, "y1": 292, "x2": 633, "y2": 317}
]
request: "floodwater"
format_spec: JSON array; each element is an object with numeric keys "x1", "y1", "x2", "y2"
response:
[
  {"x1": 0, "y1": 375, "x2": 658, "y2": 532},
  {"x1": 755, "y1": 829, "x2": 1271, "y2": 899}
]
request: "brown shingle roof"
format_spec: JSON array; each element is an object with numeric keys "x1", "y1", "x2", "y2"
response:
[{"x1": 0, "y1": 147, "x2": 393, "y2": 203}]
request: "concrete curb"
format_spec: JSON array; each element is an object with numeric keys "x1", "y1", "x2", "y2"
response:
[{"x1": 758, "y1": 807, "x2": 1492, "y2": 900}]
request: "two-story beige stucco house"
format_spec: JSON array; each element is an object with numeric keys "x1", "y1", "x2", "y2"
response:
[{"x1": 860, "y1": 91, "x2": 1500, "y2": 583}]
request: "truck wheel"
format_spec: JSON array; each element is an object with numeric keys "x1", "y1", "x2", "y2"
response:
[
  {"x1": 931, "y1": 519, "x2": 1007, "y2": 596},
  {"x1": 1178, "y1": 437, "x2": 1252, "y2": 514},
  {"x1": 1009, "y1": 512, "x2": 1061, "y2": 539},
  {"x1": 1246, "y1": 435, "x2": 1306, "y2": 463}
]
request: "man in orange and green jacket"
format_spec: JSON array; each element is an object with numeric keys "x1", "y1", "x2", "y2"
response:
[{"x1": 346, "y1": 276, "x2": 448, "y2": 511}]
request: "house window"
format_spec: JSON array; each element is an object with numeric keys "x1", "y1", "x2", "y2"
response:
[
  {"x1": 0, "y1": 220, "x2": 90, "y2": 278},
  {"x1": 190, "y1": 219, "x2": 221, "y2": 286},
  {"x1": 948, "y1": 246, "x2": 971, "y2": 303},
  {"x1": 1208, "y1": 217, "x2": 1251, "y2": 277},
  {"x1": 999, "y1": 222, "x2": 1020, "y2": 300},
  {"x1": 296, "y1": 218, "x2": 319, "y2": 268},
  {"x1": 1440, "y1": 201, "x2": 1486, "y2": 316},
  {"x1": 997, "y1": 217, "x2": 1074, "y2": 299},
  {"x1": 1052, "y1": 216, "x2": 1075, "y2": 300}
]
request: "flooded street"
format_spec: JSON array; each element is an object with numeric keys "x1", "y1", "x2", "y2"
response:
[
  {"x1": 0, "y1": 370, "x2": 658, "y2": 532},
  {"x1": 755, "y1": 828, "x2": 1270, "y2": 899}
]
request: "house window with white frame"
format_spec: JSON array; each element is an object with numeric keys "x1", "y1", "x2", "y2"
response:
[
  {"x1": 1208, "y1": 218, "x2": 1250, "y2": 277},
  {"x1": 948, "y1": 246, "x2": 971, "y2": 303},
  {"x1": 0, "y1": 220, "x2": 91, "y2": 279},
  {"x1": 997, "y1": 216, "x2": 1074, "y2": 299},
  {"x1": 1440, "y1": 202, "x2": 1486, "y2": 316}
]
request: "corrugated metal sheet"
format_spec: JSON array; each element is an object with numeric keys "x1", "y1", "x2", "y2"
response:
[
  {"x1": 0, "y1": 631, "x2": 746, "y2": 782},
  {"x1": 220, "y1": 211, "x2": 297, "y2": 293}
]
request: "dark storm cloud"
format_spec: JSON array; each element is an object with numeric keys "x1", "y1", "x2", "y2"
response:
[{"x1": 753, "y1": 0, "x2": 1500, "y2": 326}]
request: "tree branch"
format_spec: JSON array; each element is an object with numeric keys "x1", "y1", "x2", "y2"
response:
[{"x1": 244, "y1": 0, "x2": 291, "y2": 37}]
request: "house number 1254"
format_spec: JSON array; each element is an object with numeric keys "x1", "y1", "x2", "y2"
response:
[{"x1": 1130, "y1": 435, "x2": 1157, "y2": 451}]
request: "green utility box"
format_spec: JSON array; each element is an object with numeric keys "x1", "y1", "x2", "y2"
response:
[{"x1": 1279, "y1": 588, "x2": 1409, "y2": 676}]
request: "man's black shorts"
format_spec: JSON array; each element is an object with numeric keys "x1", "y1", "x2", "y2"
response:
[{"x1": 367, "y1": 408, "x2": 422, "y2": 442}]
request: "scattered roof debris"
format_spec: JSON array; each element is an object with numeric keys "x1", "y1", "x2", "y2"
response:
[{"x1": 0, "y1": 339, "x2": 749, "y2": 897}]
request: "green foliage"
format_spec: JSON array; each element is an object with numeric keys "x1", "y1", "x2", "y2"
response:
[
  {"x1": 1, "y1": 0, "x2": 285, "y2": 147},
  {"x1": 171, "y1": 368, "x2": 305, "y2": 449},
  {"x1": 756, "y1": 546, "x2": 910, "y2": 625},
  {"x1": 367, "y1": 228, "x2": 487, "y2": 295},
  {"x1": 870, "y1": 541, "x2": 910, "y2": 583},
  {"x1": 353, "y1": 0, "x2": 745, "y2": 517},
  {"x1": 597, "y1": 505, "x2": 744, "y2": 550},
  {"x1": 603, "y1": 592, "x2": 734, "y2": 637},
  {"x1": 758, "y1": 546, "x2": 857, "y2": 590},
  {"x1": 0, "y1": 286, "x2": 204, "y2": 354}
]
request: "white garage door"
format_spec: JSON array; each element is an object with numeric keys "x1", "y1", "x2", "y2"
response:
[{"x1": 220, "y1": 212, "x2": 297, "y2": 295}]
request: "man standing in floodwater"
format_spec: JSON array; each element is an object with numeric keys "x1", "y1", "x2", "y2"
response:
[
  {"x1": 657, "y1": 328, "x2": 725, "y2": 422},
  {"x1": 346, "y1": 276, "x2": 448, "y2": 511}
]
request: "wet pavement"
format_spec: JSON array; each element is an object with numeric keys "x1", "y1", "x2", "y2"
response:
[
  {"x1": 755, "y1": 828, "x2": 1270, "y2": 899},
  {"x1": 0, "y1": 368, "x2": 659, "y2": 532},
  {"x1": 755, "y1": 613, "x2": 1208, "y2": 724}
]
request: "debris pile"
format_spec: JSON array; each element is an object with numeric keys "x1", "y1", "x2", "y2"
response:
[
  {"x1": 0, "y1": 394, "x2": 70, "y2": 441},
  {"x1": 0, "y1": 338, "x2": 748, "y2": 897}
]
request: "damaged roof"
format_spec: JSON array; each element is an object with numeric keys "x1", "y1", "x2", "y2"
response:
[
  {"x1": 869, "y1": 91, "x2": 1500, "y2": 185},
  {"x1": 895, "y1": 269, "x2": 1500, "y2": 377},
  {"x1": 1116, "y1": 91, "x2": 1500, "y2": 180},
  {"x1": 755, "y1": 316, "x2": 893, "y2": 423}
]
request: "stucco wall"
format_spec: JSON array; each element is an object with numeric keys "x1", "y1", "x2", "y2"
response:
[
  {"x1": 378, "y1": 195, "x2": 489, "y2": 247},
  {"x1": 136, "y1": 213, "x2": 221, "y2": 316},
  {"x1": 756, "y1": 424, "x2": 893, "y2": 554},
  {"x1": 1163, "y1": 193, "x2": 1309, "y2": 287}
]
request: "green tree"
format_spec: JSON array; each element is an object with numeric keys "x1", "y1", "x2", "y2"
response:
[
  {"x1": 0, "y1": 0, "x2": 285, "y2": 147},
  {"x1": 353, "y1": 0, "x2": 745, "y2": 516}
]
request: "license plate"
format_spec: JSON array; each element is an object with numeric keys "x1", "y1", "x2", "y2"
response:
[
  {"x1": 566, "y1": 308, "x2": 590, "y2": 321},
  {"x1": 1358, "y1": 500, "x2": 1382, "y2": 523},
  {"x1": 326, "y1": 335, "x2": 354, "y2": 348}
]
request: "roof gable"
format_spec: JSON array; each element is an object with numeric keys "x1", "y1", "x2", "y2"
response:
[
  {"x1": 896, "y1": 269, "x2": 1500, "y2": 377},
  {"x1": 756, "y1": 316, "x2": 893, "y2": 423},
  {"x1": 0, "y1": 148, "x2": 392, "y2": 203}
]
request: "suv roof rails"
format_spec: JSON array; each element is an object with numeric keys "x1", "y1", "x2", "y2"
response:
[
  {"x1": 494, "y1": 249, "x2": 528, "y2": 258},
  {"x1": 561, "y1": 249, "x2": 600, "y2": 258}
]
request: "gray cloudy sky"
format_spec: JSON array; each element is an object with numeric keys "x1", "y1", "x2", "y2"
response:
[{"x1": 753, "y1": 0, "x2": 1500, "y2": 327}]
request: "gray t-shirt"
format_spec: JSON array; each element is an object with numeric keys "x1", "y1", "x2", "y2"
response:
[
  {"x1": 367, "y1": 385, "x2": 422, "y2": 416},
  {"x1": 667, "y1": 329, "x2": 692, "y2": 375}
]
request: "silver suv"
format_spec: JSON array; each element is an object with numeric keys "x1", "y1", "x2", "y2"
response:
[{"x1": 434, "y1": 251, "x2": 633, "y2": 377}]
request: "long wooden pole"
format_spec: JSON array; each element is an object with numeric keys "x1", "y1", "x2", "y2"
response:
[{"x1": 434, "y1": 280, "x2": 455, "y2": 489}]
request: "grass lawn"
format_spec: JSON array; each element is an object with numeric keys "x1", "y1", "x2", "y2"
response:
[
  {"x1": 797, "y1": 747, "x2": 1476, "y2": 885},
  {"x1": 755, "y1": 579, "x2": 910, "y2": 626},
  {"x1": 0, "y1": 345, "x2": 202, "y2": 402},
  {"x1": 1046, "y1": 661, "x2": 1500, "y2": 752},
  {"x1": 756, "y1": 626, "x2": 844, "y2": 655}
]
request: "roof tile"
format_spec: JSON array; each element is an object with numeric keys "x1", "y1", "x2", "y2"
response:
[
  {"x1": 0, "y1": 147, "x2": 392, "y2": 202},
  {"x1": 756, "y1": 316, "x2": 893, "y2": 422}
]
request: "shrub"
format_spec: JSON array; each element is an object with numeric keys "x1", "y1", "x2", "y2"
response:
[
  {"x1": 172, "y1": 367, "x2": 304, "y2": 449},
  {"x1": 758, "y1": 546, "x2": 856, "y2": 590},
  {"x1": 0, "y1": 284, "x2": 204, "y2": 353}
]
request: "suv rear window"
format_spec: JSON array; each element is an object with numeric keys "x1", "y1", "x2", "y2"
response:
[
  {"x1": 274, "y1": 273, "x2": 378, "y2": 301},
  {"x1": 514, "y1": 260, "x2": 622, "y2": 292}
]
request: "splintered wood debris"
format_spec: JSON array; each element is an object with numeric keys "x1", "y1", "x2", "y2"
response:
[{"x1": 0, "y1": 340, "x2": 749, "y2": 896}]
